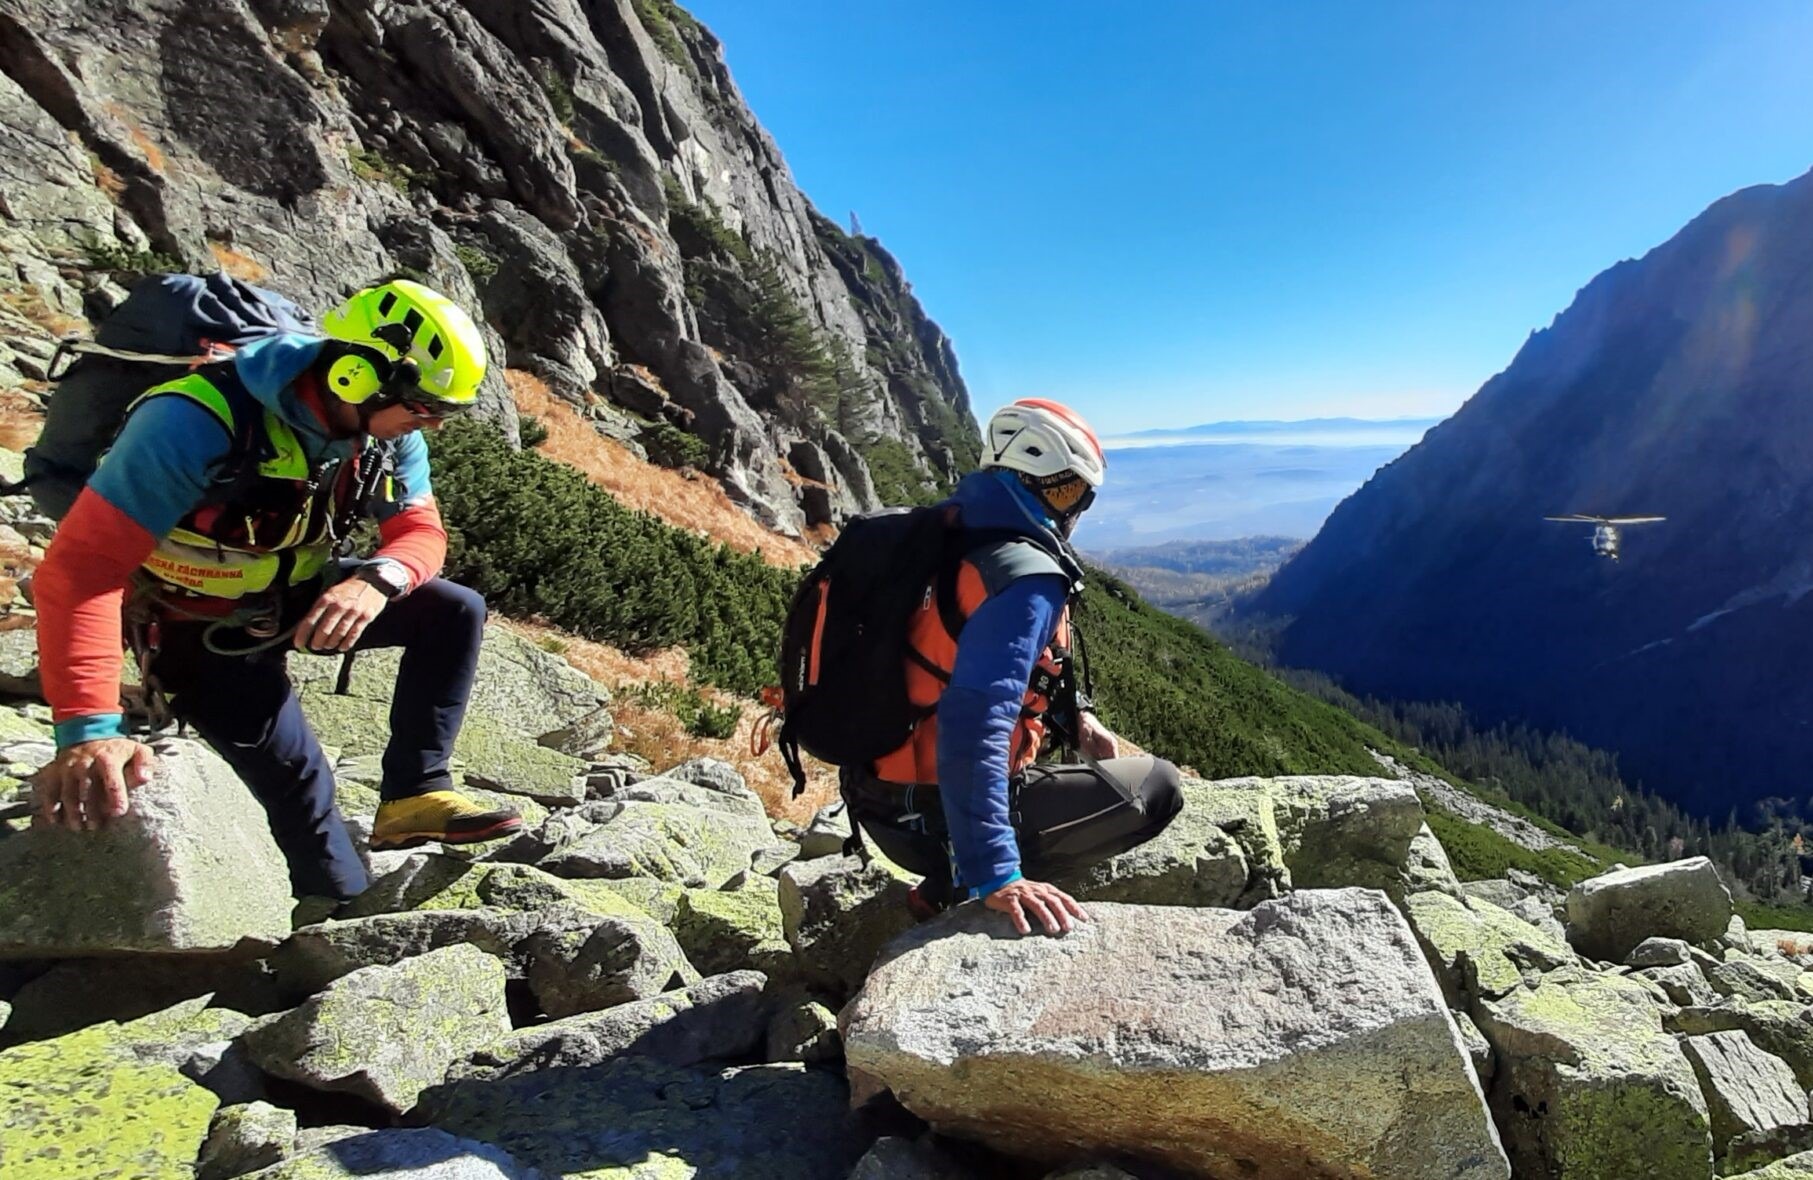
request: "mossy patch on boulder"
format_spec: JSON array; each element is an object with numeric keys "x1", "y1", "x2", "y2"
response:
[
  {"x1": 0, "y1": 1016, "x2": 220, "y2": 1178},
  {"x1": 345, "y1": 854, "x2": 649, "y2": 922},
  {"x1": 1478, "y1": 968, "x2": 1711, "y2": 1178},
  {"x1": 673, "y1": 876, "x2": 793, "y2": 978}
]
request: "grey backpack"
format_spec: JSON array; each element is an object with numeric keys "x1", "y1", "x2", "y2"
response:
[{"x1": 19, "y1": 271, "x2": 313, "y2": 518}]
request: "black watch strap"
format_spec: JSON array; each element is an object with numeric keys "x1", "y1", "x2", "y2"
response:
[{"x1": 355, "y1": 562, "x2": 409, "y2": 600}]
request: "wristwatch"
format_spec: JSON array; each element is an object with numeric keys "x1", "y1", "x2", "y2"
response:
[{"x1": 354, "y1": 561, "x2": 411, "y2": 600}]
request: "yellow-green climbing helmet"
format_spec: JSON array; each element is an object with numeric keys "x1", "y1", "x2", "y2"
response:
[{"x1": 319, "y1": 279, "x2": 486, "y2": 409}]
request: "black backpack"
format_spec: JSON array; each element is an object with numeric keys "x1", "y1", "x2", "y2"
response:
[
  {"x1": 20, "y1": 271, "x2": 312, "y2": 518},
  {"x1": 770, "y1": 504, "x2": 1081, "y2": 796}
]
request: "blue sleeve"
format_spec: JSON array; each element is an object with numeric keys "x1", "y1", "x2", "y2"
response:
[
  {"x1": 86, "y1": 395, "x2": 233, "y2": 536},
  {"x1": 936, "y1": 572, "x2": 1069, "y2": 896},
  {"x1": 372, "y1": 432, "x2": 433, "y2": 522}
]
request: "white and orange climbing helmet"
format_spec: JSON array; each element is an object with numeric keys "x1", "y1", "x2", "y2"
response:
[{"x1": 983, "y1": 398, "x2": 1107, "y2": 520}]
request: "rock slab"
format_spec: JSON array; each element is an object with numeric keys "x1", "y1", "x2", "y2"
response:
[
  {"x1": 843, "y1": 891, "x2": 1508, "y2": 1179},
  {"x1": 1476, "y1": 968, "x2": 1712, "y2": 1178},
  {"x1": 425, "y1": 1058, "x2": 864, "y2": 1179},
  {"x1": 0, "y1": 738, "x2": 292, "y2": 956},
  {"x1": 245, "y1": 944, "x2": 509, "y2": 1114},
  {"x1": 240, "y1": 1127, "x2": 539, "y2": 1178},
  {"x1": 1566, "y1": 857, "x2": 1733, "y2": 962},
  {"x1": 1680, "y1": 1031, "x2": 1808, "y2": 1145}
]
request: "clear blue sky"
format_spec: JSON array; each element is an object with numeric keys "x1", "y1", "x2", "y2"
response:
[{"x1": 683, "y1": 2, "x2": 1813, "y2": 434}]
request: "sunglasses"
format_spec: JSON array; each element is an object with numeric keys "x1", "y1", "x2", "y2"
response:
[{"x1": 395, "y1": 395, "x2": 472, "y2": 421}]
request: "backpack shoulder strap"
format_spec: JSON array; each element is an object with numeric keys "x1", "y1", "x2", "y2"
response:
[
  {"x1": 129, "y1": 370, "x2": 271, "y2": 504},
  {"x1": 965, "y1": 537, "x2": 1068, "y2": 597}
]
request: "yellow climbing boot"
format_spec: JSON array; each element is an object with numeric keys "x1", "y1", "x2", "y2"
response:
[{"x1": 370, "y1": 790, "x2": 523, "y2": 850}]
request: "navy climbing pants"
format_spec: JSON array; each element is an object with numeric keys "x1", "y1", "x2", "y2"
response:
[
  {"x1": 150, "y1": 577, "x2": 487, "y2": 901},
  {"x1": 845, "y1": 755, "x2": 1186, "y2": 908}
]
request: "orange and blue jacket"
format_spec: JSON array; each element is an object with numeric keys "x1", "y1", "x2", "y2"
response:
[
  {"x1": 871, "y1": 469, "x2": 1076, "y2": 896},
  {"x1": 36, "y1": 333, "x2": 446, "y2": 748}
]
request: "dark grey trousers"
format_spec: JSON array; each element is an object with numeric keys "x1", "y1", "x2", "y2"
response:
[{"x1": 844, "y1": 755, "x2": 1185, "y2": 907}]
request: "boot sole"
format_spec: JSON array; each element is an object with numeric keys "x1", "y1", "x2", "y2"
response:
[{"x1": 369, "y1": 816, "x2": 523, "y2": 851}]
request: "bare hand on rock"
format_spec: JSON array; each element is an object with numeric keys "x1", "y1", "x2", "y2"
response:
[
  {"x1": 1077, "y1": 712, "x2": 1120, "y2": 760},
  {"x1": 33, "y1": 738, "x2": 156, "y2": 830},
  {"x1": 984, "y1": 877, "x2": 1089, "y2": 936}
]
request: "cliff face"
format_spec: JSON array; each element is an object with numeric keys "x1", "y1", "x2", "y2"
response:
[
  {"x1": 0, "y1": 0, "x2": 979, "y2": 532},
  {"x1": 1249, "y1": 166, "x2": 1813, "y2": 818}
]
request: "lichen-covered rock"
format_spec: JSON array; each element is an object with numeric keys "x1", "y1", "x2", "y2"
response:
[
  {"x1": 673, "y1": 875, "x2": 794, "y2": 978},
  {"x1": 292, "y1": 624, "x2": 601, "y2": 732},
  {"x1": 540, "y1": 799, "x2": 773, "y2": 888},
  {"x1": 844, "y1": 892, "x2": 1507, "y2": 1179},
  {"x1": 647, "y1": 758, "x2": 766, "y2": 809},
  {"x1": 1228, "y1": 775, "x2": 1427, "y2": 895},
  {"x1": 1630, "y1": 937, "x2": 1695, "y2": 968},
  {"x1": 1566, "y1": 858, "x2": 1734, "y2": 963},
  {"x1": 1055, "y1": 781, "x2": 1249, "y2": 908},
  {"x1": 521, "y1": 912, "x2": 696, "y2": 1018},
  {"x1": 1475, "y1": 967, "x2": 1712, "y2": 1178},
  {"x1": 239, "y1": 1127, "x2": 538, "y2": 1178},
  {"x1": 1727, "y1": 1125, "x2": 1813, "y2": 1175},
  {"x1": 1406, "y1": 820, "x2": 1464, "y2": 896},
  {"x1": 0, "y1": 738, "x2": 292, "y2": 956},
  {"x1": 1671, "y1": 1004, "x2": 1813, "y2": 1090},
  {"x1": 1711, "y1": 958, "x2": 1804, "y2": 1004},
  {"x1": 429, "y1": 971, "x2": 768, "y2": 1092},
  {"x1": 766, "y1": 998, "x2": 840, "y2": 1064},
  {"x1": 273, "y1": 905, "x2": 601, "y2": 992},
  {"x1": 244, "y1": 943, "x2": 510, "y2": 1114},
  {"x1": 779, "y1": 854, "x2": 915, "y2": 995},
  {"x1": 799, "y1": 800, "x2": 852, "y2": 858},
  {"x1": 604, "y1": 776, "x2": 768, "y2": 819},
  {"x1": 1456, "y1": 1010, "x2": 1495, "y2": 1089},
  {"x1": 1680, "y1": 1031, "x2": 1808, "y2": 1147},
  {"x1": 537, "y1": 703, "x2": 615, "y2": 762},
  {"x1": 1640, "y1": 962, "x2": 1721, "y2": 1007},
  {"x1": 103, "y1": 997, "x2": 265, "y2": 1106},
  {"x1": 1730, "y1": 1150, "x2": 1813, "y2": 1178},
  {"x1": 299, "y1": 690, "x2": 587, "y2": 810},
  {"x1": 424, "y1": 1058, "x2": 864, "y2": 1179},
  {"x1": 198, "y1": 1100, "x2": 298, "y2": 1180},
  {"x1": 0, "y1": 1017, "x2": 220, "y2": 1178},
  {"x1": 1404, "y1": 890, "x2": 1576, "y2": 1006},
  {"x1": 343, "y1": 855, "x2": 649, "y2": 921}
]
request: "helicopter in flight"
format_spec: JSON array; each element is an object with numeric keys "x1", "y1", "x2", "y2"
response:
[{"x1": 1543, "y1": 514, "x2": 1666, "y2": 561}]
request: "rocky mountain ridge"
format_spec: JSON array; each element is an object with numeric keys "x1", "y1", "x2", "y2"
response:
[
  {"x1": 1248, "y1": 165, "x2": 1813, "y2": 819},
  {"x1": 0, "y1": 0, "x2": 979, "y2": 534}
]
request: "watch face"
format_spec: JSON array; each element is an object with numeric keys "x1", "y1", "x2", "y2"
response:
[{"x1": 362, "y1": 564, "x2": 406, "y2": 596}]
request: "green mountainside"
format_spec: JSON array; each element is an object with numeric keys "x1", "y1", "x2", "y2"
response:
[{"x1": 433, "y1": 421, "x2": 1635, "y2": 901}]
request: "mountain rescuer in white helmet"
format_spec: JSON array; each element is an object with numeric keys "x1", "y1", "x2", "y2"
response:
[
  {"x1": 843, "y1": 397, "x2": 1184, "y2": 935},
  {"x1": 32, "y1": 277, "x2": 521, "y2": 902}
]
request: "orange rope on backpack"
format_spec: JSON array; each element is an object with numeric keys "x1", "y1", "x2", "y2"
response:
[{"x1": 751, "y1": 684, "x2": 784, "y2": 756}]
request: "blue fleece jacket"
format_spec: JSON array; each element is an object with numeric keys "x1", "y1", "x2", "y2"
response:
[{"x1": 936, "y1": 469, "x2": 1073, "y2": 897}]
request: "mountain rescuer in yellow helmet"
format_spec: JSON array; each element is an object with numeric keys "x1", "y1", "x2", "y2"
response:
[{"x1": 32, "y1": 276, "x2": 521, "y2": 902}]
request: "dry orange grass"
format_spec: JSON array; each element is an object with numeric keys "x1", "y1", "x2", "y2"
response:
[
  {"x1": 0, "y1": 389, "x2": 44, "y2": 454},
  {"x1": 91, "y1": 159, "x2": 128, "y2": 202},
  {"x1": 207, "y1": 242, "x2": 269, "y2": 282},
  {"x1": 104, "y1": 105, "x2": 168, "y2": 174},
  {"x1": 506, "y1": 369, "x2": 818, "y2": 568},
  {"x1": 1, "y1": 288, "x2": 86, "y2": 340},
  {"x1": 498, "y1": 618, "x2": 836, "y2": 822}
]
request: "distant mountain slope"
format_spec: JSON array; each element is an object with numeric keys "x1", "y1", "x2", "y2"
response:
[
  {"x1": 1113, "y1": 417, "x2": 1441, "y2": 441},
  {"x1": 1248, "y1": 166, "x2": 1813, "y2": 818}
]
